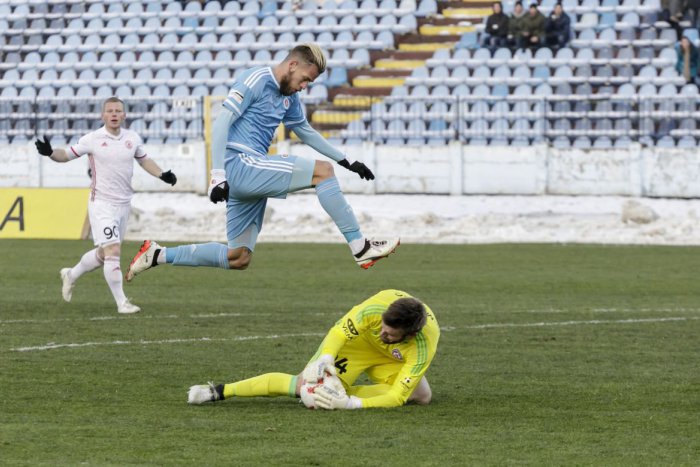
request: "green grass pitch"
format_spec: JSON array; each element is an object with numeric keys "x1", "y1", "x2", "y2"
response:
[{"x1": 1, "y1": 239, "x2": 698, "y2": 465}]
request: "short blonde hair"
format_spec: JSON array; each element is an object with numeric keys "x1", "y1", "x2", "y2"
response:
[
  {"x1": 287, "y1": 43, "x2": 327, "y2": 74},
  {"x1": 102, "y1": 96, "x2": 126, "y2": 112}
]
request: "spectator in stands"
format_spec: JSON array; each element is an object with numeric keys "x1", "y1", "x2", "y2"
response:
[
  {"x1": 520, "y1": 3, "x2": 546, "y2": 50},
  {"x1": 659, "y1": 0, "x2": 684, "y2": 38},
  {"x1": 507, "y1": 2, "x2": 527, "y2": 49},
  {"x1": 675, "y1": 35, "x2": 699, "y2": 84},
  {"x1": 482, "y1": 2, "x2": 510, "y2": 51},
  {"x1": 686, "y1": 0, "x2": 700, "y2": 31},
  {"x1": 545, "y1": 3, "x2": 571, "y2": 50}
]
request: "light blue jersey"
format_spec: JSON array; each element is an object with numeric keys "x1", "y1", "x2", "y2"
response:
[
  {"x1": 161, "y1": 57, "x2": 367, "y2": 265},
  {"x1": 222, "y1": 66, "x2": 306, "y2": 158}
]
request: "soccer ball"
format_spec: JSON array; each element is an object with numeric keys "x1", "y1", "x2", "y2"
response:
[{"x1": 300, "y1": 373, "x2": 345, "y2": 409}]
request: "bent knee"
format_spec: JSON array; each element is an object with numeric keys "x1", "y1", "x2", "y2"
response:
[
  {"x1": 408, "y1": 377, "x2": 432, "y2": 405},
  {"x1": 314, "y1": 161, "x2": 335, "y2": 180},
  {"x1": 411, "y1": 389, "x2": 432, "y2": 405},
  {"x1": 227, "y1": 248, "x2": 252, "y2": 270}
]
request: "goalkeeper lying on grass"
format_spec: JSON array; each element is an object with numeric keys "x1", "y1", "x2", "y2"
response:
[{"x1": 188, "y1": 289, "x2": 440, "y2": 410}]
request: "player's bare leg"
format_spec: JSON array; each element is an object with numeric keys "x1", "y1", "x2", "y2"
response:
[{"x1": 227, "y1": 246, "x2": 251, "y2": 270}]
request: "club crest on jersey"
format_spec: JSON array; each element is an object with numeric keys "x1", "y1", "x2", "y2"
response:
[
  {"x1": 283, "y1": 97, "x2": 290, "y2": 109},
  {"x1": 392, "y1": 349, "x2": 403, "y2": 361},
  {"x1": 101, "y1": 142, "x2": 108, "y2": 147},
  {"x1": 125, "y1": 140, "x2": 133, "y2": 149}
]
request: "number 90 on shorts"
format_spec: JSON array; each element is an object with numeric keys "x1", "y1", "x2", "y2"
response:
[{"x1": 87, "y1": 200, "x2": 131, "y2": 246}]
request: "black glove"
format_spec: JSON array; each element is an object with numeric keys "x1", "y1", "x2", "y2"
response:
[
  {"x1": 160, "y1": 170, "x2": 177, "y2": 186},
  {"x1": 338, "y1": 159, "x2": 375, "y2": 181},
  {"x1": 209, "y1": 181, "x2": 229, "y2": 203},
  {"x1": 35, "y1": 136, "x2": 53, "y2": 156}
]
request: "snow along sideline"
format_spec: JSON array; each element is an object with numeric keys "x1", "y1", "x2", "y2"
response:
[{"x1": 126, "y1": 192, "x2": 700, "y2": 246}]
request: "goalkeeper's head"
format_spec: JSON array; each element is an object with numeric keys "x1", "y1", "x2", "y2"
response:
[{"x1": 380, "y1": 298, "x2": 427, "y2": 344}]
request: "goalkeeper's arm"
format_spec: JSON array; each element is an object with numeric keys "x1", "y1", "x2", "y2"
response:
[{"x1": 302, "y1": 327, "x2": 349, "y2": 384}]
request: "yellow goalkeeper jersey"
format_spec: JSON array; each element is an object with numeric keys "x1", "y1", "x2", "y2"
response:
[{"x1": 318, "y1": 289, "x2": 440, "y2": 408}]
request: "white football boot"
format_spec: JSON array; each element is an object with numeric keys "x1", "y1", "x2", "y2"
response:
[
  {"x1": 354, "y1": 237, "x2": 400, "y2": 269},
  {"x1": 117, "y1": 298, "x2": 141, "y2": 314},
  {"x1": 188, "y1": 382, "x2": 222, "y2": 404},
  {"x1": 60, "y1": 268, "x2": 74, "y2": 302},
  {"x1": 125, "y1": 240, "x2": 160, "y2": 282},
  {"x1": 208, "y1": 169, "x2": 229, "y2": 203}
]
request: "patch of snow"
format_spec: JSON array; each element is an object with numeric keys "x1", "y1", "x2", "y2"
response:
[{"x1": 126, "y1": 192, "x2": 700, "y2": 245}]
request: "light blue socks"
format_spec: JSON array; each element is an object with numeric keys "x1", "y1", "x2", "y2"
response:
[
  {"x1": 315, "y1": 177, "x2": 362, "y2": 242},
  {"x1": 165, "y1": 242, "x2": 230, "y2": 269}
]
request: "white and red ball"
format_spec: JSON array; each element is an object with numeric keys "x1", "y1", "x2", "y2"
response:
[{"x1": 300, "y1": 373, "x2": 345, "y2": 409}]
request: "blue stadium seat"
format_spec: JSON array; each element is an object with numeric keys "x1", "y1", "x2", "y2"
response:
[{"x1": 573, "y1": 136, "x2": 592, "y2": 148}]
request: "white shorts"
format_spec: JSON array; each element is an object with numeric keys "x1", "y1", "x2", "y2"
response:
[{"x1": 88, "y1": 200, "x2": 130, "y2": 246}]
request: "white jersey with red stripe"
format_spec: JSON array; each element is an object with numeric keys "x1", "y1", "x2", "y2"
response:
[{"x1": 69, "y1": 126, "x2": 147, "y2": 205}]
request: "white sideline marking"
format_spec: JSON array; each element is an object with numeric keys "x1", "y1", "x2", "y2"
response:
[
  {"x1": 0, "y1": 312, "x2": 245, "y2": 325},
  {"x1": 3, "y1": 307, "x2": 699, "y2": 326},
  {"x1": 520, "y1": 307, "x2": 700, "y2": 314},
  {"x1": 462, "y1": 316, "x2": 700, "y2": 330},
  {"x1": 8, "y1": 316, "x2": 699, "y2": 353},
  {"x1": 10, "y1": 332, "x2": 325, "y2": 352}
]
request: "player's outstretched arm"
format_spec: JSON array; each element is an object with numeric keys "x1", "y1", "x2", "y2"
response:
[
  {"x1": 337, "y1": 159, "x2": 374, "y2": 180},
  {"x1": 138, "y1": 157, "x2": 177, "y2": 185},
  {"x1": 291, "y1": 122, "x2": 375, "y2": 181},
  {"x1": 35, "y1": 136, "x2": 71, "y2": 162}
]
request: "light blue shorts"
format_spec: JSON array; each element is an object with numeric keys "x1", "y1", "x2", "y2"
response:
[{"x1": 225, "y1": 152, "x2": 315, "y2": 250}]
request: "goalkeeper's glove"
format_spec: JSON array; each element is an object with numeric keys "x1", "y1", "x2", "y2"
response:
[
  {"x1": 159, "y1": 170, "x2": 177, "y2": 186},
  {"x1": 302, "y1": 354, "x2": 336, "y2": 384},
  {"x1": 312, "y1": 385, "x2": 362, "y2": 410},
  {"x1": 35, "y1": 136, "x2": 53, "y2": 157},
  {"x1": 338, "y1": 159, "x2": 375, "y2": 181}
]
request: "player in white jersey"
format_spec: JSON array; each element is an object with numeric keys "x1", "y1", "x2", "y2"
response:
[
  {"x1": 34, "y1": 97, "x2": 177, "y2": 314},
  {"x1": 125, "y1": 44, "x2": 399, "y2": 283}
]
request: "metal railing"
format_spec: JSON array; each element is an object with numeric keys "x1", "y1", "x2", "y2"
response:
[{"x1": 1, "y1": 94, "x2": 698, "y2": 146}]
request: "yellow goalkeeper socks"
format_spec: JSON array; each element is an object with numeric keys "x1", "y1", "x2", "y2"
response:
[{"x1": 223, "y1": 373, "x2": 297, "y2": 399}]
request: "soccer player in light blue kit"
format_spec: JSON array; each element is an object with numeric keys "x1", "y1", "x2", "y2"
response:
[{"x1": 126, "y1": 44, "x2": 399, "y2": 281}]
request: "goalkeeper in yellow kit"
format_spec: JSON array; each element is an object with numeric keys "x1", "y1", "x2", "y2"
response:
[{"x1": 187, "y1": 289, "x2": 440, "y2": 409}]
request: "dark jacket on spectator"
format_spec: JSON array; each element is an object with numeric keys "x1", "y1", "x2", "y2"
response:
[
  {"x1": 486, "y1": 11, "x2": 510, "y2": 39},
  {"x1": 545, "y1": 9, "x2": 571, "y2": 45},
  {"x1": 522, "y1": 8, "x2": 546, "y2": 40},
  {"x1": 508, "y1": 11, "x2": 527, "y2": 40}
]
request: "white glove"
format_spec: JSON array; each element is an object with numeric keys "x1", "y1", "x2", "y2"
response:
[
  {"x1": 302, "y1": 354, "x2": 336, "y2": 384},
  {"x1": 312, "y1": 385, "x2": 362, "y2": 410}
]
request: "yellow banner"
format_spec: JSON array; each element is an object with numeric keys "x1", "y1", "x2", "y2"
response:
[{"x1": 0, "y1": 188, "x2": 90, "y2": 239}]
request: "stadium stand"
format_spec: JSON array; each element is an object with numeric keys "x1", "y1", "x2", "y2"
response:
[{"x1": 0, "y1": 0, "x2": 699, "y2": 148}]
